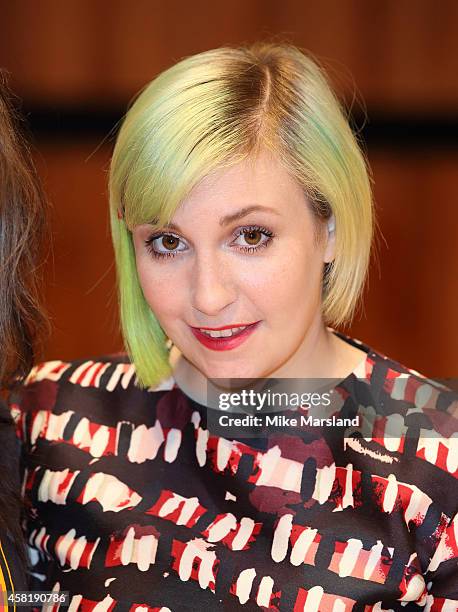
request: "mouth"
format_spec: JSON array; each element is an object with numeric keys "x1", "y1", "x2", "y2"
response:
[{"x1": 189, "y1": 321, "x2": 261, "y2": 351}]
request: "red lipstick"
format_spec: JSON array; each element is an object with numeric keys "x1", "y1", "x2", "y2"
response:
[{"x1": 190, "y1": 321, "x2": 261, "y2": 351}]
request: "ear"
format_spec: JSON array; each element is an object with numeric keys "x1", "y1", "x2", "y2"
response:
[{"x1": 323, "y1": 214, "x2": 336, "y2": 263}]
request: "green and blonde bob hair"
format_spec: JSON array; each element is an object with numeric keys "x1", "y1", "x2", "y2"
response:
[{"x1": 109, "y1": 42, "x2": 373, "y2": 388}]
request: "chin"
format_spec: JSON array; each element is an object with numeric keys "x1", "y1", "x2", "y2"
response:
[{"x1": 202, "y1": 361, "x2": 261, "y2": 381}]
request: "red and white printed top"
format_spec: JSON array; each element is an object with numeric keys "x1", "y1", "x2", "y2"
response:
[{"x1": 9, "y1": 334, "x2": 458, "y2": 611}]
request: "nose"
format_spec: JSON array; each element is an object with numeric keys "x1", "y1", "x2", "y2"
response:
[{"x1": 190, "y1": 251, "x2": 236, "y2": 317}]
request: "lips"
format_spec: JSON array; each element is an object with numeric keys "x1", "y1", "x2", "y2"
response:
[{"x1": 190, "y1": 321, "x2": 260, "y2": 351}]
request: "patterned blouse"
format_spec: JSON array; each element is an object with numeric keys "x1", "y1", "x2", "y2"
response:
[{"x1": 9, "y1": 334, "x2": 458, "y2": 611}]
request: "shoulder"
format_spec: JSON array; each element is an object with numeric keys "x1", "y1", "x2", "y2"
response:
[
  {"x1": 339, "y1": 332, "x2": 458, "y2": 475},
  {"x1": 334, "y1": 330, "x2": 457, "y2": 415},
  {"x1": 345, "y1": 337, "x2": 458, "y2": 498},
  {"x1": 24, "y1": 353, "x2": 135, "y2": 390},
  {"x1": 361, "y1": 342, "x2": 458, "y2": 420},
  {"x1": 17, "y1": 353, "x2": 175, "y2": 394},
  {"x1": 9, "y1": 354, "x2": 176, "y2": 445}
]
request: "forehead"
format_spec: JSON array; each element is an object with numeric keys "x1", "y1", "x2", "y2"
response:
[{"x1": 172, "y1": 149, "x2": 307, "y2": 222}]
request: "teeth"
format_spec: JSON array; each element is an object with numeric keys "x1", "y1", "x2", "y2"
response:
[{"x1": 199, "y1": 326, "x2": 247, "y2": 338}]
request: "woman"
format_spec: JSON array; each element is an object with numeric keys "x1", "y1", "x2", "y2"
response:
[
  {"x1": 0, "y1": 72, "x2": 47, "y2": 608},
  {"x1": 12, "y1": 43, "x2": 457, "y2": 610}
]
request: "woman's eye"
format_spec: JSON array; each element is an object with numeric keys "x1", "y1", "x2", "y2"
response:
[
  {"x1": 145, "y1": 234, "x2": 186, "y2": 259},
  {"x1": 236, "y1": 229, "x2": 263, "y2": 246},
  {"x1": 232, "y1": 226, "x2": 274, "y2": 252}
]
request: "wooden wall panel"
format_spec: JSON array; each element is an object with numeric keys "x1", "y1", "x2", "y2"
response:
[
  {"x1": 350, "y1": 152, "x2": 458, "y2": 377},
  {"x1": 35, "y1": 143, "x2": 122, "y2": 360},
  {"x1": 2, "y1": 0, "x2": 458, "y2": 111}
]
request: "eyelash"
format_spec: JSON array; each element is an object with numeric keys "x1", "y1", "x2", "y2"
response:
[{"x1": 144, "y1": 225, "x2": 276, "y2": 260}]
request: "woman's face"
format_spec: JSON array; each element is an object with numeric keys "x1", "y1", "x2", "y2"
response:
[{"x1": 132, "y1": 149, "x2": 335, "y2": 380}]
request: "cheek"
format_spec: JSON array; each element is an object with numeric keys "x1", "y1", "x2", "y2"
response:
[
  {"x1": 135, "y1": 257, "x2": 183, "y2": 319},
  {"x1": 237, "y1": 244, "x2": 323, "y2": 309}
]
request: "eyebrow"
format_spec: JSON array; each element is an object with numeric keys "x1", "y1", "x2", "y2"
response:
[{"x1": 150, "y1": 205, "x2": 281, "y2": 232}]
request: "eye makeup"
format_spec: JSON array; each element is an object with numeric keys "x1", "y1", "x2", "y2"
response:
[{"x1": 144, "y1": 224, "x2": 277, "y2": 260}]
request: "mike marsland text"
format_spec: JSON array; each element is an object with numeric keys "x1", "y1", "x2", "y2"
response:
[{"x1": 217, "y1": 414, "x2": 360, "y2": 427}]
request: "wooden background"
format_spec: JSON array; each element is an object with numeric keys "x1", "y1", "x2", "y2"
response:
[{"x1": 1, "y1": 1, "x2": 457, "y2": 377}]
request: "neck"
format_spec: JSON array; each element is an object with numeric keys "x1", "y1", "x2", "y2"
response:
[{"x1": 266, "y1": 312, "x2": 334, "y2": 379}]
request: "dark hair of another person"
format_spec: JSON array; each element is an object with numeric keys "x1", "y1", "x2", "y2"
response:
[{"x1": 0, "y1": 71, "x2": 48, "y2": 570}]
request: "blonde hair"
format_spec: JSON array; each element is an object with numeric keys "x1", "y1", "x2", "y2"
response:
[{"x1": 109, "y1": 42, "x2": 373, "y2": 388}]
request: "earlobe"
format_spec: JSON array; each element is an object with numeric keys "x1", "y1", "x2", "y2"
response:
[{"x1": 323, "y1": 214, "x2": 336, "y2": 263}]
